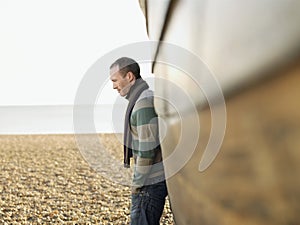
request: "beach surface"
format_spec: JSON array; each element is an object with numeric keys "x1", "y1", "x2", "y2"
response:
[{"x1": 0, "y1": 134, "x2": 174, "y2": 224}]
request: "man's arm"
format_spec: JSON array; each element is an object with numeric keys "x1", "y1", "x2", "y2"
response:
[{"x1": 131, "y1": 97, "x2": 160, "y2": 192}]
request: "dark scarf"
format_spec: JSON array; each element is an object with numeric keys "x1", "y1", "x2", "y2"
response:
[{"x1": 123, "y1": 78, "x2": 149, "y2": 168}]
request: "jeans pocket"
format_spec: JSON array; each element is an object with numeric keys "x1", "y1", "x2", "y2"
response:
[
  {"x1": 131, "y1": 192, "x2": 152, "y2": 225},
  {"x1": 131, "y1": 194, "x2": 142, "y2": 220}
]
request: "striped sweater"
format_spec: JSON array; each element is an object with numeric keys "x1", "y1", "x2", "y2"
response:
[{"x1": 130, "y1": 89, "x2": 164, "y2": 190}]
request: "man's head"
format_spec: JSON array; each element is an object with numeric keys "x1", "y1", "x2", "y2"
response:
[{"x1": 110, "y1": 57, "x2": 141, "y2": 97}]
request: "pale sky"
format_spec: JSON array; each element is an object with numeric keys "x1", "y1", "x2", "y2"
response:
[{"x1": 0, "y1": 0, "x2": 149, "y2": 106}]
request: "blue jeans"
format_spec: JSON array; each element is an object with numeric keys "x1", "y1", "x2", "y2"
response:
[{"x1": 130, "y1": 181, "x2": 168, "y2": 225}]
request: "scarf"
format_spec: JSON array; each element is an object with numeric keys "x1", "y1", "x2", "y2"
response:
[{"x1": 123, "y1": 78, "x2": 149, "y2": 168}]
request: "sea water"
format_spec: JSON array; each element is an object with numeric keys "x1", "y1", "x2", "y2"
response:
[{"x1": 0, "y1": 104, "x2": 126, "y2": 134}]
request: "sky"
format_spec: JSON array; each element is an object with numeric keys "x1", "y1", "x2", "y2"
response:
[{"x1": 0, "y1": 0, "x2": 149, "y2": 106}]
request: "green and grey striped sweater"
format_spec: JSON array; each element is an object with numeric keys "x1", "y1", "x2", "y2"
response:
[{"x1": 130, "y1": 89, "x2": 164, "y2": 190}]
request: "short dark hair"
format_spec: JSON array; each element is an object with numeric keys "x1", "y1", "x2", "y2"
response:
[{"x1": 110, "y1": 57, "x2": 141, "y2": 79}]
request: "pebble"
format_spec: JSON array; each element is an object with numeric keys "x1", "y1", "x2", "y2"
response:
[{"x1": 0, "y1": 134, "x2": 174, "y2": 224}]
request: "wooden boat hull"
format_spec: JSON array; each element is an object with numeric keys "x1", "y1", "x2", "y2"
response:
[{"x1": 139, "y1": 0, "x2": 300, "y2": 224}]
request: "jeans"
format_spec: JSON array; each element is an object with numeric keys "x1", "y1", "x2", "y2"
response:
[{"x1": 130, "y1": 181, "x2": 168, "y2": 225}]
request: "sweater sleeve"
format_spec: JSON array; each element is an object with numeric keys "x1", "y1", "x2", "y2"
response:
[{"x1": 130, "y1": 96, "x2": 160, "y2": 189}]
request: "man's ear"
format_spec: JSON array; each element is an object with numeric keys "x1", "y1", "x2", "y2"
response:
[{"x1": 127, "y1": 71, "x2": 135, "y2": 82}]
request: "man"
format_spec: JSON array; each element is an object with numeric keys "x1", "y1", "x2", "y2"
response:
[{"x1": 110, "y1": 57, "x2": 167, "y2": 225}]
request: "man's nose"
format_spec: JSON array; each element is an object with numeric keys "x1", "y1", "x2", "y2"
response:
[{"x1": 113, "y1": 83, "x2": 118, "y2": 89}]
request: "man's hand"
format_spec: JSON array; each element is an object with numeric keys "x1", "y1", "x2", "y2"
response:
[{"x1": 131, "y1": 185, "x2": 141, "y2": 194}]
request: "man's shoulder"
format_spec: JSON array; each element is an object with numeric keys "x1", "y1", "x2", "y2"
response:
[
  {"x1": 139, "y1": 89, "x2": 154, "y2": 99},
  {"x1": 132, "y1": 89, "x2": 155, "y2": 113},
  {"x1": 136, "y1": 89, "x2": 154, "y2": 104}
]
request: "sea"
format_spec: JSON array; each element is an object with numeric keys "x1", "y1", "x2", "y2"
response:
[{"x1": 0, "y1": 105, "x2": 127, "y2": 135}]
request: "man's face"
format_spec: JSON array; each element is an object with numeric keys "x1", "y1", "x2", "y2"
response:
[{"x1": 110, "y1": 65, "x2": 134, "y2": 97}]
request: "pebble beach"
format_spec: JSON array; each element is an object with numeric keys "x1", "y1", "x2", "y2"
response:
[{"x1": 0, "y1": 134, "x2": 174, "y2": 224}]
